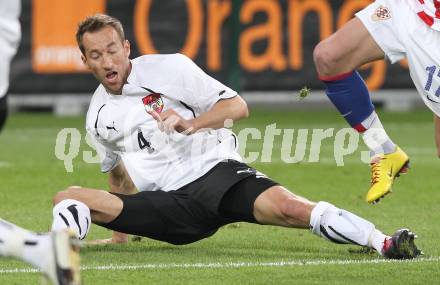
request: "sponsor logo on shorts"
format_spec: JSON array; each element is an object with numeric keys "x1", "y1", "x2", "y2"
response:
[
  {"x1": 237, "y1": 168, "x2": 267, "y2": 179},
  {"x1": 371, "y1": 6, "x2": 392, "y2": 22},
  {"x1": 237, "y1": 168, "x2": 255, "y2": 175},
  {"x1": 255, "y1": 171, "x2": 267, "y2": 179}
]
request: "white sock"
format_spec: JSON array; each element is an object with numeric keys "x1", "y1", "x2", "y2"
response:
[
  {"x1": 309, "y1": 201, "x2": 389, "y2": 253},
  {"x1": 369, "y1": 229, "x2": 388, "y2": 255},
  {"x1": 0, "y1": 219, "x2": 51, "y2": 270},
  {"x1": 52, "y1": 199, "x2": 91, "y2": 240},
  {"x1": 360, "y1": 112, "x2": 396, "y2": 156}
]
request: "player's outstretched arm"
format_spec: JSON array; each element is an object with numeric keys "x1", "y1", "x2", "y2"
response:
[
  {"x1": 191, "y1": 95, "x2": 249, "y2": 132},
  {"x1": 149, "y1": 95, "x2": 248, "y2": 135},
  {"x1": 435, "y1": 115, "x2": 440, "y2": 158}
]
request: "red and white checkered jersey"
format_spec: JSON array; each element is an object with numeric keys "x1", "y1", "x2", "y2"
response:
[{"x1": 412, "y1": 0, "x2": 440, "y2": 30}]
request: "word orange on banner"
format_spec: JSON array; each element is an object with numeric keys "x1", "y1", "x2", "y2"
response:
[{"x1": 32, "y1": 0, "x2": 106, "y2": 73}]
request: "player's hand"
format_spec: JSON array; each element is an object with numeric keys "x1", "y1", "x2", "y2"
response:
[
  {"x1": 148, "y1": 108, "x2": 194, "y2": 135},
  {"x1": 87, "y1": 231, "x2": 129, "y2": 245},
  {"x1": 86, "y1": 237, "x2": 128, "y2": 245}
]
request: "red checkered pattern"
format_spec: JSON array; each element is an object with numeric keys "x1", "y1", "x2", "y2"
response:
[
  {"x1": 415, "y1": 0, "x2": 440, "y2": 30},
  {"x1": 376, "y1": 6, "x2": 391, "y2": 20}
]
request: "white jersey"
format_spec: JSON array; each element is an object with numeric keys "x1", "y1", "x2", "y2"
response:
[
  {"x1": 357, "y1": 0, "x2": 440, "y2": 116},
  {"x1": 411, "y1": 0, "x2": 440, "y2": 31},
  {"x1": 0, "y1": 0, "x2": 21, "y2": 98},
  {"x1": 86, "y1": 53, "x2": 242, "y2": 192}
]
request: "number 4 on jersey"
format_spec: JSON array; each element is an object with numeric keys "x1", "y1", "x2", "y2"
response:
[{"x1": 137, "y1": 129, "x2": 154, "y2": 153}]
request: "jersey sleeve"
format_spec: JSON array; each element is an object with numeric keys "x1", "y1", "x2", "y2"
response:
[
  {"x1": 175, "y1": 54, "x2": 238, "y2": 113},
  {"x1": 87, "y1": 131, "x2": 121, "y2": 173},
  {"x1": 85, "y1": 89, "x2": 121, "y2": 173}
]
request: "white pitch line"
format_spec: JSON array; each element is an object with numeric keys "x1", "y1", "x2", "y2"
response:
[{"x1": 0, "y1": 257, "x2": 439, "y2": 274}]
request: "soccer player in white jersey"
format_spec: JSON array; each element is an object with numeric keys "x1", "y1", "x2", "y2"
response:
[
  {"x1": 314, "y1": 0, "x2": 440, "y2": 204},
  {"x1": 51, "y1": 14, "x2": 421, "y2": 260},
  {"x1": 0, "y1": 2, "x2": 82, "y2": 284}
]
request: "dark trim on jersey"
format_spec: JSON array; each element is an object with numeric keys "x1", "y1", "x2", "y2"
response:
[
  {"x1": 328, "y1": 226, "x2": 361, "y2": 246},
  {"x1": 142, "y1": 87, "x2": 156, "y2": 94},
  {"x1": 320, "y1": 225, "x2": 347, "y2": 244},
  {"x1": 24, "y1": 240, "x2": 38, "y2": 246},
  {"x1": 95, "y1": 104, "x2": 106, "y2": 137},
  {"x1": 179, "y1": 101, "x2": 196, "y2": 118},
  {"x1": 67, "y1": 204, "x2": 82, "y2": 236},
  {"x1": 231, "y1": 133, "x2": 237, "y2": 149},
  {"x1": 219, "y1": 90, "x2": 226, "y2": 96},
  {"x1": 59, "y1": 213, "x2": 70, "y2": 227}
]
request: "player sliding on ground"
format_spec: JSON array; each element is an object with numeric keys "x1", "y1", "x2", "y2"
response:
[
  {"x1": 314, "y1": 0, "x2": 440, "y2": 204},
  {"x1": 51, "y1": 14, "x2": 421, "y2": 260}
]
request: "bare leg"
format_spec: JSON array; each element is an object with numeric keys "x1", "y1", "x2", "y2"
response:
[
  {"x1": 435, "y1": 115, "x2": 440, "y2": 157},
  {"x1": 253, "y1": 186, "x2": 421, "y2": 259},
  {"x1": 253, "y1": 186, "x2": 387, "y2": 253},
  {"x1": 253, "y1": 186, "x2": 314, "y2": 228},
  {"x1": 313, "y1": 17, "x2": 384, "y2": 77},
  {"x1": 53, "y1": 186, "x2": 123, "y2": 224}
]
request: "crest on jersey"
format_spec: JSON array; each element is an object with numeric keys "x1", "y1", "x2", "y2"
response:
[
  {"x1": 142, "y1": 93, "x2": 164, "y2": 114},
  {"x1": 372, "y1": 6, "x2": 392, "y2": 21}
]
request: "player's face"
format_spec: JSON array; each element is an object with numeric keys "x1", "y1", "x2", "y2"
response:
[{"x1": 81, "y1": 26, "x2": 131, "y2": 95}]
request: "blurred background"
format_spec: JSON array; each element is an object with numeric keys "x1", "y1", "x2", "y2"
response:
[
  {"x1": 9, "y1": 0, "x2": 423, "y2": 115},
  {"x1": 2, "y1": 2, "x2": 439, "y2": 283}
]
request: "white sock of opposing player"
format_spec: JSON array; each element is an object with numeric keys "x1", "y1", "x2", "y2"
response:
[
  {"x1": 0, "y1": 219, "x2": 51, "y2": 269},
  {"x1": 309, "y1": 202, "x2": 388, "y2": 254},
  {"x1": 360, "y1": 112, "x2": 396, "y2": 156},
  {"x1": 52, "y1": 199, "x2": 91, "y2": 240}
]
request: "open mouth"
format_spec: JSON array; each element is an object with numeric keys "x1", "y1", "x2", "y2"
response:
[{"x1": 105, "y1": 71, "x2": 118, "y2": 83}]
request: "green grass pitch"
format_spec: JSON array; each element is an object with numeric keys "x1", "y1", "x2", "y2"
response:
[{"x1": 0, "y1": 109, "x2": 439, "y2": 284}]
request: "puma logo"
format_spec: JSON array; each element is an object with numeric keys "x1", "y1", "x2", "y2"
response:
[
  {"x1": 237, "y1": 168, "x2": 255, "y2": 175},
  {"x1": 106, "y1": 121, "x2": 118, "y2": 133}
]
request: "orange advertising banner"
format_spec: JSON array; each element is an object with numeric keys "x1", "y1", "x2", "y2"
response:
[
  {"x1": 14, "y1": 0, "x2": 412, "y2": 94},
  {"x1": 32, "y1": 0, "x2": 106, "y2": 73}
]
